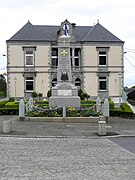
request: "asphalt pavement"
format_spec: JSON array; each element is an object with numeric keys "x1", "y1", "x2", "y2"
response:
[{"x1": 0, "y1": 115, "x2": 135, "y2": 138}]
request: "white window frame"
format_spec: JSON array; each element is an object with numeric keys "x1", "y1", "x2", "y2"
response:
[
  {"x1": 51, "y1": 48, "x2": 58, "y2": 67},
  {"x1": 99, "y1": 51, "x2": 107, "y2": 66},
  {"x1": 25, "y1": 77, "x2": 34, "y2": 92},
  {"x1": 99, "y1": 77, "x2": 107, "y2": 91},
  {"x1": 74, "y1": 48, "x2": 81, "y2": 67},
  {"x1": 25, "y1": 51, "x2": 34, "y2": 66}
]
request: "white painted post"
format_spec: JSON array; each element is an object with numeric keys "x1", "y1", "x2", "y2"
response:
[
  {"x1": 96, "y1": 97, "x2": 101, "y2": 112},
  {"x1": 26, "y1": 102, "x2": 29, "y2": 113},
  {"x1": 28, "y1": 97, "x2": 34, "y2": 111},
  {"x1": 63, "y1": 106, "x2": 66, "y2": 119},
  {"x1": 3, "y1": 120, "x2": 12, "y2": 133},
  {"x1": 103, "y1": 98, "x2": 110, "y2": 122},
  {"x1": 19, "y1": 99, "x2": 25, "y2": 121},
  {"x1": 98, "y1": 120, "x2": 106, "y2": 136}
]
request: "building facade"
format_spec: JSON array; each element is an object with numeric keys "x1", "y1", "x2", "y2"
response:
[{"x1": 6, "y1": 19, "x2": 124, "y2": 100}]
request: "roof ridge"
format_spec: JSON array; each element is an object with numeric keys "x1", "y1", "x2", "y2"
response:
[{"x1": 82, "y1": 25, "x2": 95, "y2": 41}]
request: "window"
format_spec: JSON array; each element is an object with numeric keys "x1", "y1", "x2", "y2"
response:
[
  {"x1": 70, "y1": 48, "x2": 73, "y2": 66},
  {"x1": 25, "y1": 77, "x2": 34, "y2": 91},
  {"x1": 99, "y1": 77, "x2": 107, "y2": 90},
  {"x1": 75, "y1": 78, "x2": 81, "y2": 88},
  {"x1": 25, "y1": 51, "x2": 34, "y2": 66},
  {"x1": 99, "y1": 51, "x2": 107, "y2": 66},
  {"x1": 52, "y1": 78, "x2": 57, "y2": 87},
  {"x1": 51, "y1": 48, "x2": 58, "y2": 67},
  {"x1": 74, "y1": 48, "x2": 81, "y2": 66}
]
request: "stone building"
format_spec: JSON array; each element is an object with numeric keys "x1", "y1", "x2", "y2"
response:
[{"x1": 6, "y1": 19, "x2": 124, "y2": 100}]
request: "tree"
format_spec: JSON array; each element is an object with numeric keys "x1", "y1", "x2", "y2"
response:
[
  {"x1": 31, "y1": 91, "x2": 38, "y2": 98},
  {"x1": 0, "y1": 74, "x2": 6, "y2": 97},
  {"x1": 47, "y1": 90, "x2": 51, "y2": 98},
  {"x1": 78, "y1": 89, "x2": 90, "y2": 100}
]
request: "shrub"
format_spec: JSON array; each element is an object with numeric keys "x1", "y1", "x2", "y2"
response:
[
  {"x1": 6, "y1": 108, "x2": 19, "y2": 115},
  {"x1": 38, "y1": 93, "x2": 43, "y2": 100},
  {"x1": 35, "y1": 100, "x2": 49, "y2": 105},
  {"x1": 35, "y1": 100, "x2": 49, "y2": 108},
  {"x1": 0, "y1": 91, "x2": 5, "y2": 97},
  {"x1": 9, "y1": 97, "x2": 15, "y2": 102},
  {"x1": 109, "y1": 101, "x2": 114, "y2": 109},
  {"x1": 5, "y1": 101, "x2": 19, "y2": 109},
  {"x1": 0, "y1": 100, "x2": 9, "y2": 108},
  {"x1": 81, "y1": 104, "x2": 94, "y2": 108},
  {"x1": 80, "y1": 109, "x2": 100, "y2": 117},
  {"x1": 110, "y1": 103, "x2": 134, "y2": 118},
  {"x1": 0, "y1": 108, "x2": 19, "y2": 115},
  {"x1": 121, "y1": 103, "x2": 132, "y2": 112},
  {"x1": 31, "y1": 91, "x2": 38, "y2": 98},
  {"x1": 81, "y1": 100, "x2": 96, "y2": 105},
  {"x1": 78, "y1": 89, "x2": 89, "y2": 100},
  {"x1": 47, "y1": 90, "x2": 51, "y2": 98}
]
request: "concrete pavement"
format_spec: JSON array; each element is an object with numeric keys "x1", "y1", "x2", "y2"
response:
[
  {"x1": 0, "y1": 116, "x2": 135, "y2": 179},
  {"x1": 0, "y1": 136, "x2": 135, "y2": 179},
  {"x1": 0, "y1": 115, "x2": 135, "y2": 138}
]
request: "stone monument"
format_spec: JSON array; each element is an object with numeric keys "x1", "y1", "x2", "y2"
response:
[{"x1": 49, "y1": 22, "x2": 80, "y2": 108}]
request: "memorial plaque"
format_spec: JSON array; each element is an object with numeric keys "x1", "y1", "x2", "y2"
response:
[{"x1": 58, "y1": 90, "x2": 72, "y2": 96}]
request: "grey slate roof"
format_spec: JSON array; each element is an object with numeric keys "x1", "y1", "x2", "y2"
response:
[
  {"x1": 125, "y1": 88, "x2": 135, "y2": 95},
  {"x1": 7, "y1": 21, "x2": 124, "y2": 43}
]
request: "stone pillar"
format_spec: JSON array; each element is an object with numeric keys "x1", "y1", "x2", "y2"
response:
[
  {"x1": 98, "y1": 120, "x2": 106, "y2": 136},
  {"x1": 19, "y1": 99, "x2": 25, "y2": 121},
  {"x1": 72, "y1": 48, "x2": 75, "y2": 70},
  {"x1": 103, "y1": 98, "x2": 110, "y2": 123},
  {"x1": 3, "y1": 120, "x2": 12, "y2": 133},
  {"x1": 63, "y1": 106, "x2": 66, "y2": 119}
]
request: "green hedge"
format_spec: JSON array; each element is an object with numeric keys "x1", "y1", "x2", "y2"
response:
[
  {"x1": 81, "y1": 100, "x2": 96, "y2": 104},
  {"x1": 121, "y1": 103, "x2": 132, "y2": 112},
  {"x1": 81, "y1": 104, "x2": 95, "y2": 108},
  {"x1": 109, "y1": 101, "x2": 114, "y2": 109},
  {"x1": 110, "y1": 103, "x2": 134, "y2": 118},
  {"x1": 35, "y1": 100, "x2": 48, "y2": 104},
  {"x1": 35, "y1": 100, "x2": 49, "y2": 108},
  {"x1": 0, "y1": 100, "x2": 9, "y2": 108},
  {"x1": 5, "y1": 102, "x2": 19, "y2": 108}
]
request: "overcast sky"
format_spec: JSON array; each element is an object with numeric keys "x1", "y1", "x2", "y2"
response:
[{"x1": 0, "y1": 0, "x2": 135, "y2": 87}]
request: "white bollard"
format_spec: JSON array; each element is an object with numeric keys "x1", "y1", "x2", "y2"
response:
[
  {"x1": 98, "y1": 120, "x2": 106, "y2": 136},
  {"x1": 19, "y1": 99, "x2": 25, "y2": 121},
  {"x1": 3, "y1": 120, "x2": 12, "y2": 133},
  {"x1": 63, "y1": 106, "x2": 66, "y2": 119}
]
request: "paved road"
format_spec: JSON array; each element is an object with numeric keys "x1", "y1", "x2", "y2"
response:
[
  {"x1": 0, "y1": 137, "x2": 135, "y2": 179},
  {"x1": 110, "y1": 137, "x2": 135, "y2": 154},
  {"x1": 0, "y1": 115, "x2": 135, "y2": 138},
  {"x1": 0, "y1": 116, "x2": 135, "y2": 179}
]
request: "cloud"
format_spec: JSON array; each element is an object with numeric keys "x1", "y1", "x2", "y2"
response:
[{"x1": 0, "y1": 0, "x2": 135, "y2": 86}]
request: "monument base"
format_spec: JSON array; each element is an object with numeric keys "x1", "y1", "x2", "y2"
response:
[
  {"x1": 49, "y1": 82, "x2": 80, "y2": 108},
  {"x1": 49, "y1": 96, "x2": 80, "y2": 107}
]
